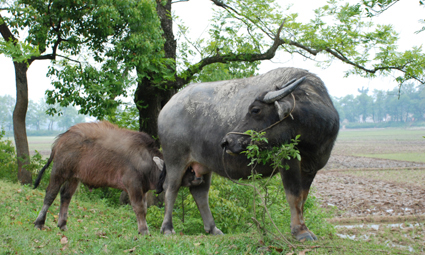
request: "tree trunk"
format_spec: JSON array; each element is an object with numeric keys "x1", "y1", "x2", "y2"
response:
[
  {"x1": 13, "y1": 62, "x2": 32, "y2": 185},
  {"x1": 135, "y1": 0, "x2": 176, "y2": 139}
]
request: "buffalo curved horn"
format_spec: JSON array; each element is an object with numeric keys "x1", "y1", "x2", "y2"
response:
[
  {"x1": 276, "y1": 78, "x2": 296, "y2": 89},
  {"x1": 263, "y1": 76, "x2": 306, "y2": 103}
]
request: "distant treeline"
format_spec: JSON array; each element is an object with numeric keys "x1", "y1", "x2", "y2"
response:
[
  {"x1": 0, "y1": 95, "x2": 86, "y2": 136},
  {"x1": 2, "y1": 83, "x2": 424, "y2": 134},
  {"x1": 332, "y1": 84, "x2": 425, "y2": 128}
]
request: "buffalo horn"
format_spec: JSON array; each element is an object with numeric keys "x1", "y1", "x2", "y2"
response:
[
  {"x1": 263, "y1": 76, "x2": 306, "y2": 103},
  {"x1": 276, "y1": 78, "x2": 296, "y2": 89}
]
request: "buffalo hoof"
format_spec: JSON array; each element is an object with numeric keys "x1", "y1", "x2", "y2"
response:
[
  {"x1": 208, "y1": 227, "x2": 223, "y2": 235},
  {"x1": 34, "y1": 223, "x2": 44, "y2": 230},
  {"x1": 161, "y1": 228, "x2": 176, "y2": 236},
  {"x1": 59, "y1": 225, "x2": 68, "y2": 231},
  {"x1": 296, "y1": 232, "x2": 317, "y2": 242}
]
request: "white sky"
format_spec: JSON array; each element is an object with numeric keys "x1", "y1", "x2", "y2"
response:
[{"x1": 1, "y1": 0, "x2": 424, "y2": 101}]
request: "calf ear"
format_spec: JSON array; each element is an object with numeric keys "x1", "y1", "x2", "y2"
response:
[{"x1": 153, "y1": 156, "x2": 164, "y2": 171}]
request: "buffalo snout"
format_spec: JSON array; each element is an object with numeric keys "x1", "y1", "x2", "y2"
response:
[{"x1": 221, "y1": 134, "x2": 249, "y2": 155}]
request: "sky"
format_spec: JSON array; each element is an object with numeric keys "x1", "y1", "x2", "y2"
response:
[{"x1": 1, "y1": 0, "x2": 424, "y2": 101}]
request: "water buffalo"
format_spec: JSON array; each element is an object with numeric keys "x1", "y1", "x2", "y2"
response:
[
  {"x1": 33, "y1": 121, "x2": 166, "y2": 235},
  {"x1": 158, "y1": 67, "x2": 339, "y2": 241}
]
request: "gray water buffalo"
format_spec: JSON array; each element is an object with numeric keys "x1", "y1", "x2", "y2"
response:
[
  {"x1": 157, "y1": 67, "x2": 339, "y2": 241},
  {"x1": 33, "y1": 121, "x2": 166, "y2": 235}
]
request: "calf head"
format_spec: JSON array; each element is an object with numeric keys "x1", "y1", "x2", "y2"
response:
[{"x1": 221, "y1": 77, "x2": 305, "y2": 155}]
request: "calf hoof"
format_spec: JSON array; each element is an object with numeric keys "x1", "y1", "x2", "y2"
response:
[
  {"x1": 139, "y1": 229, "x2": 150, "y2": 235},
  {"x1": 191, "y1": 177, "x2": 204, "y2": 186},
  {"x1": 296, "y1": 232, "x2": 317, "y2": 242},
  {"x1": 59, "y1": 225, "x2": 68, "y2": 231},
  {"x1": 208, "y1": 226, "x2": 223, "y2": 235}
]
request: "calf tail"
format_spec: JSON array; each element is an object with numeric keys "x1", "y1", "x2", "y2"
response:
[
  {"x1": 33, "y1": 152, "x2": 54, "y2": 189},
  {"x1": 155, "y1": 163, "x2": 167, "y2": 194}
]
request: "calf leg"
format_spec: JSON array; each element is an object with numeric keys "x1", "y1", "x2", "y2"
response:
[
  {"x1": 127, "y1": 187, "x2": 149, "y2": 235},
  {"x1": 189, "y1": 172, "x2": 222, "y2": 235},
  {"x1": 57, "y1": 178, "x2": 79, "y2": 231},
  {"x1": 34, "y1": 171, "x2": 66, "y2": 230},
  {"x1": 280, "y1": 159, "x2": 317, "y2": 241}
]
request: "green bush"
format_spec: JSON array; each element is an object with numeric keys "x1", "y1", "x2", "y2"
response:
[
  {"x1": 0, "y1": 129, "x2": 17, "y2": 182},
  {"x1": 75, "y1": 185, "x2": 123, "y2": 207}
]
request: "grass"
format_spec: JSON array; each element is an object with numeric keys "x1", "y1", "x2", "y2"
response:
[
  {"x1": 0, "y1": 179, "x2": 416, "y2": 254},
  {"x1": 334, "y1": 128, "x2": 425, "y2": 160},
  {"x1": 27, "y1": 136, "x2": 55, "y2": 157},
  {"x1": 337, "y1": 128, "x2": 425, "y2": 141},
  {"x1": 357, "y1": 153, "x2": 425, "y2": 163},
  {"x1": 1, "y1": 136, "x2": 55, "y2": 157}
]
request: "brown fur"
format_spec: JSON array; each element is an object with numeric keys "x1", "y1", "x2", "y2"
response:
[{"x1": 33, "y1": 121, "x2": 163, "y2": 235}]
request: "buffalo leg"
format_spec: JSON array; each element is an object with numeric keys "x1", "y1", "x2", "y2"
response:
[
  {"x1": 57, "y1": 178, "x2": 79, "y2": 231},
  {"x1": 189, "y1": 172, "x2": 223, "y2": 235},
  {"x1": 160, "y1": 162, "x2": 186, "y2": 235},
  {"x1": 300, "y1": 170, "x2": 318, "y2": 239},
  {"x1": 280, "y1": 158, "x2": 317, "y2": 241},
  {"x1": 34, "y1": 172, "x2": 66, "y2": 229}
]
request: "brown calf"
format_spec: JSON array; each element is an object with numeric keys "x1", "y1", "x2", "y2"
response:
[{"x1": 33, "y1": 121, "x2": 166, "y2": 235}]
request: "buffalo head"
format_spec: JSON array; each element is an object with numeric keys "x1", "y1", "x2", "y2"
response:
[{"x1": 220, "y1": 77, "x2": 305, "y2": 155}]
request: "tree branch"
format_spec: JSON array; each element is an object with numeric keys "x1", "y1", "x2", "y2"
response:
[
  {"x1": 0, "y1": 14, "x2": 17, "y2": 43},
  {"x1": 211, "y1": 0, "x2": 275, "y2": 39},
  {"x1": 178, "y1": 19, "x2": 286, "y2": 86}
]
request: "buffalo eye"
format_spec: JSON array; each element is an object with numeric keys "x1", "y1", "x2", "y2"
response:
[{"x1": 250, "y1": 108, "x2": 261, "y2": 115}]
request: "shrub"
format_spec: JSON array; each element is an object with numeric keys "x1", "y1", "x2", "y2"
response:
[{"x1": 0, "y1": 129, "x2": 17, "y2": 182}]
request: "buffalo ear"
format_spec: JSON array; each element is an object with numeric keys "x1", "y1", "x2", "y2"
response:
[
  {"x1": 274, "y1": 101, "x2": 292, "y2": 120},
  {"x1": 274, "y1": 101, "x2": 285, "y2": 120},
  {"x1": 153, "y1": 156, "x2": 164, "y2": 171}
]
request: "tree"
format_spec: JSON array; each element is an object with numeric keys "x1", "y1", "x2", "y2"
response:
[
  {"x1": 3, "y1": 0, "x2": 425, "y2": 183},
  {"x1": 0, "y1": 95, "x2": 14, "y2": 131},
  {"x1": 339, "y1": 94, "x2": 358, "y2": 122},
  {"x1": 56, "y1": 106, "x2": 85, "y2": 131},
  {"x1": 372, "y1": 89, "x2": 386, "y2": 122},
  {"x1": 1, "y1": 0, "x2": 164, "y2": 183},
  {"x1": 46, "y1": 0, "x2": 425, "y2": 138},
  {"x1": 26, "y1": 99, "x2": 47, "y2": 131},
  {"x1": 362, "y1": 0, "x2": 425, "y2": 33},
  {"x1": 356, "y1": 87, "x2": 373, "y2": 122}
]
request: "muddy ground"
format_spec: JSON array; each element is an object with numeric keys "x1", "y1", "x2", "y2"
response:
[
  {"x1": 312, "y1": 135, "x2": 425, "y2": 221},
  {"x1": 314, "y1": 156, "x2": 425, "y2": 220},
  {"x1": 311, "y1": 133, "x2": 425, "y2": 252}
]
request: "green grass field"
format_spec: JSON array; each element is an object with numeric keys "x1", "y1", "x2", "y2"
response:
[
  {"x1": 357, "y1": 153, "x2": 425, "y2": 163},
  {"x1": 2, "y1": 128, "x2": 424, "y2": 254},
  {"x1": 27, "y1": 136, "x2": 55, "y2": 156},
  {"x1": 0, "y1": 180, "x2": 411, "y2": 254},
  {"x1": 337, "y1": 128, "x2": 425, "y2": 141},
  {"x1": 335, "y1": 128, "x2": 425, "y2": 161}
]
